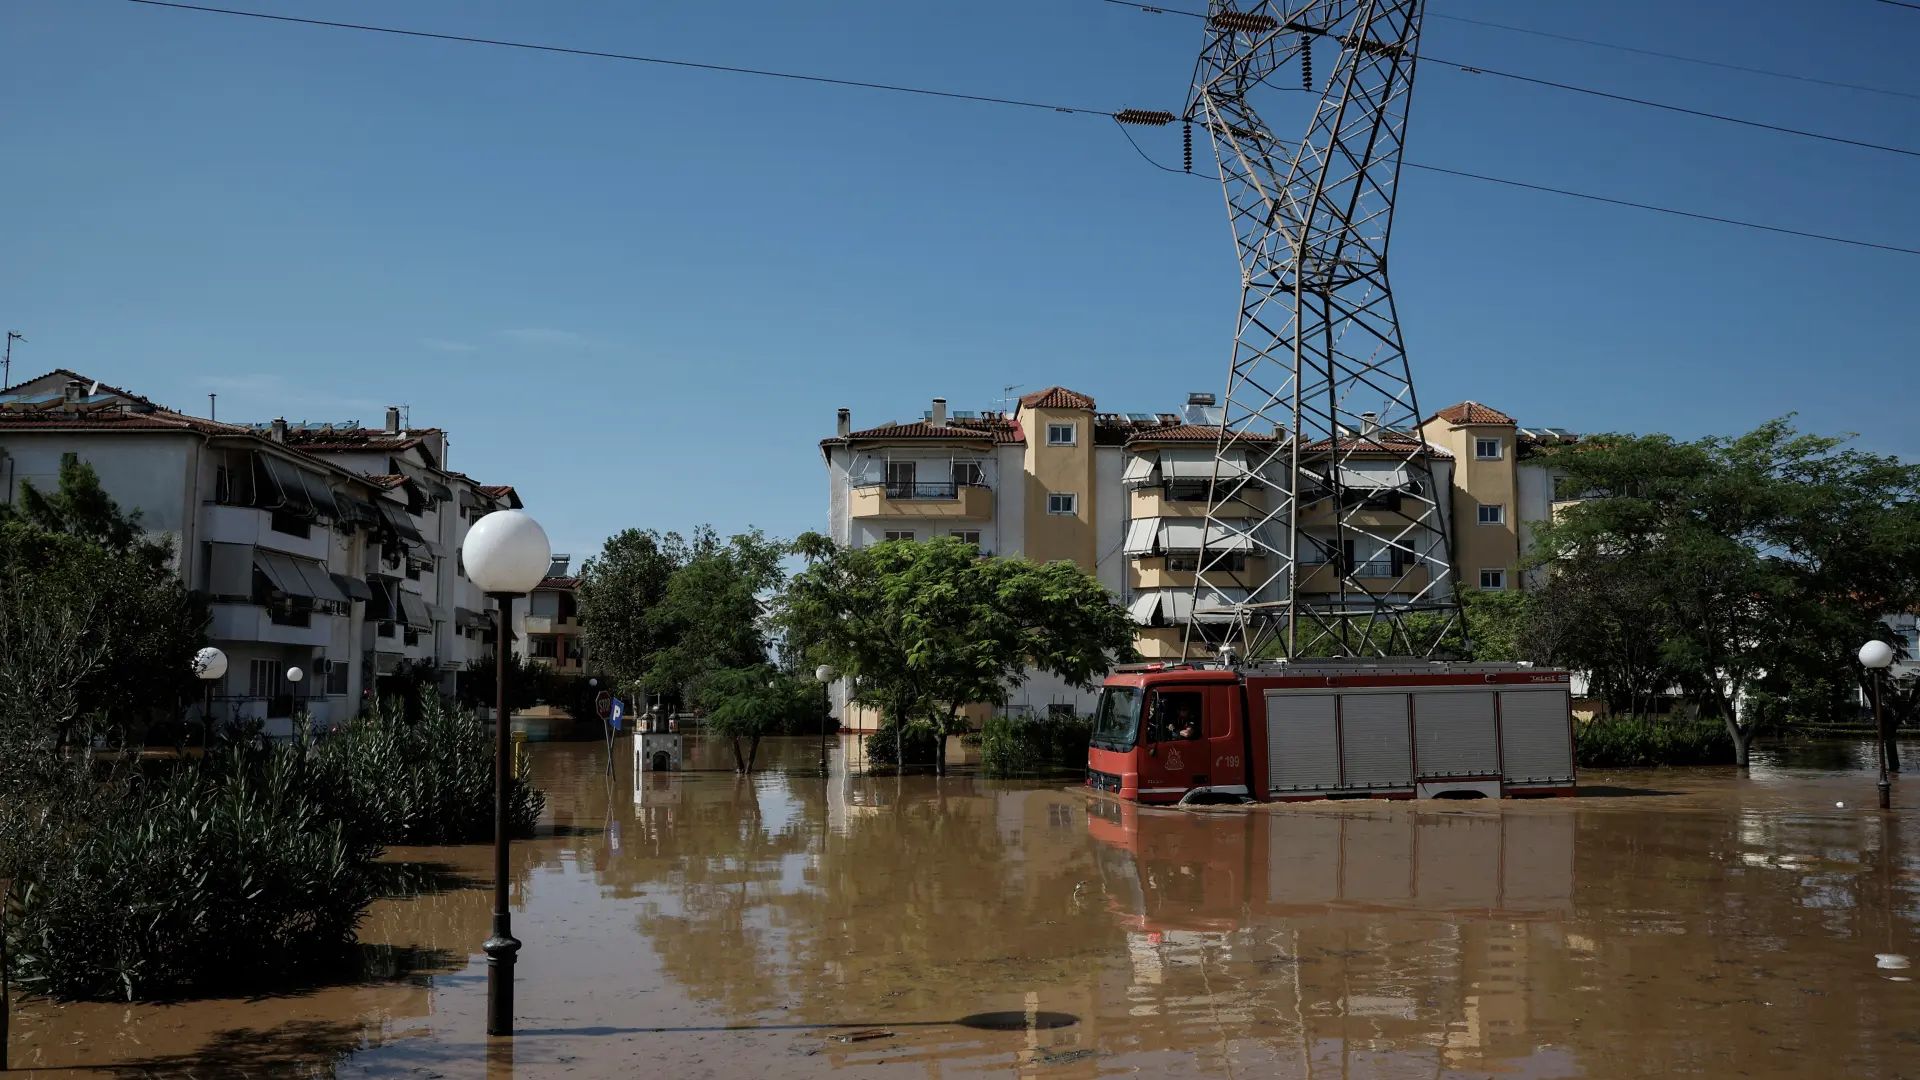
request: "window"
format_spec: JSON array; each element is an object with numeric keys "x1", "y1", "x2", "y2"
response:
[
  {"x1": 1166, "y1": 479, "x2": 1212, "y2": 502},
  {"x1": 1046, "y1": 423, "x2": 1077, "y2": 446},
  {"x1": 1477, "y1": 503, "x2": 1506, "y2": 525},
  {"x1": 885, "y1": 460, "x2": 916, "y2": 496},
  {"x1": 1047, "y1": 703, "x2": 1077, "y2": 721},
  {"x1": 325, "y1": 658, "x2": 350, "y2": 696},
  {"x1": 269, "y1": 511, "x2": 311, "y2": 538},
  {"x1": 1167, "y1": 552, "x2": 1247, "y2": 573},
  {"x1": 529, "y1": 590, "x2": 561, "y2": 618},
  {"x1": 1047, "y1": 492, "x2": 1078, "y2": 515},
  {"x1": 249, "y1": 659, "x2": 278, "y2": 700},
  {"x1": 951, "y1": 530, "x2": 982, "y2": 546},
  {"x1": 883, "y1": 530, "x2": 916, "y2": 542},
  {"x1": 951, "y1": 461, "x2": 984, "y2": 487},
  {"x1": 1480, "y1": 568, "x2": 1507, "y2": 590},
  {"x1": 1475, "y1": 437, "x2": 1503, "y2": 460},
  {"x1": 1146, "y1": 690, "x2": 1205, "y2": 743},
  {"x1": 530, "y1": 634, "x2": 557, "y2": 659}
]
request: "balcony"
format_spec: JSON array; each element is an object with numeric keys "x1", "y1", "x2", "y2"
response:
[
  {"x1": 1130, "y1": 555, "x2": 1268, "y2": 591},
  {"x1": 1129, "y1": 486, "x2": 1262, "y2": 519},
  {"x1": 201, "y1": 504, "x2": 331, "y2": 562},
  {"x1": 850, "y1": 482, "x2": 992, "y2": 521},
  {"x1": 209, "y1": 602, "x2": 337, "y2": 647},
  {"x1": 1297, "y1": 562, "x2": 1431, "y2": 595}
]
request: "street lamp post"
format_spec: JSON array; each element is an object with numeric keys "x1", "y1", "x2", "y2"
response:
[
  {"x1": 1863, "y1": 640, "x2": 1896, "y2": 811},
  {"x1": 814, "y1": 665, "x2": 836, "y2": 777},
  {"x1": 462, "y1": 509, "x2": 552, "y2": 1038},
  {"x1": 192, "y1": 647, "x2": 228, "y2": 737}
]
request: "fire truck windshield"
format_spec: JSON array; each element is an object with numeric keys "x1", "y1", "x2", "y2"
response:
[{"x1": 1090, "y1": 686, "x2": 1142, "y2": 749}]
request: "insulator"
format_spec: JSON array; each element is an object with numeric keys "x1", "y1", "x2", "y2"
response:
[
  {"x1": 1115, "y1": 108, "x2": 1176, "y2": 127},
  {"x1": 1301, "y1": 37, "x2": 1313, "y2": 90},
  {"x1": 1209, "y1": 10, "x2": 1278, "y2": 34},
  {"x1": 1183, "y1": 122, "x2": 1193, "y2": 173}
]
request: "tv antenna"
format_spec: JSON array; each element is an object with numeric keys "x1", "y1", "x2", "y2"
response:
[{"x1": 2, "y1": 331, "x2": 23, "y2": 391}]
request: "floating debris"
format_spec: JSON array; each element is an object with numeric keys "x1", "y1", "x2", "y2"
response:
[
  {"x1": 1877, "y1": 954, "x2": 1911, "y2": 970},
  {"x1": 828, "y1": 1029, "x2": 896, "y2": 1043},
  {"x1": 1032, "y1": 1047, "x2": 1099, "y2": 1067}
]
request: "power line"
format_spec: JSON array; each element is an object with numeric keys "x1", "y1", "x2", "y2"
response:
[
  {"x1": 1122, "y1": 127, "x2": 1920, "y2": 257},
  {"x1": 119, "y1": 0, "x2": 1117, "y2": 117},
  {"x1": 1081, "y1": 1, "x2": 1920, "y2": 157},
  {"x1": 1426, "y1": 12, "x2": 1920, "y2": 102},
  {"x1": 115, "y1": 0, "x2": 1920, "y2": 258},
  {"x1": 1873, "y1": 0, "x2": 1920, "y2": 11}
]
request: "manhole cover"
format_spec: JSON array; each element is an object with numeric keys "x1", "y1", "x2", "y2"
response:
[{"x1": 957, "y1": 1011, "x2": 1079, "y2": 1031}]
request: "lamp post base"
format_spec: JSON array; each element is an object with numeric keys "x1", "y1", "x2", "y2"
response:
[
  {"x1": 484, "y1": 915, "x2": 522, "y2": 1036},
  {"x1": 1880, "y1": 780, "x2": 1893, "y2": 811}
]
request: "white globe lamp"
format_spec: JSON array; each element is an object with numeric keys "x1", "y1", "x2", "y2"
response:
[
  {"x1": 192, "y1": 646, "x2": 228, "y2": 681},
  {"x1": 459, "y1": 507, "x2": 549, "y2": 1038},
  {"x1": 815, "y1": 664, "x2": 836, "y2": 683},
  {"x1": 463, "y1": 509, "x2": 551, "y2": 596},
  {"x1": 286, "y1": 666, "x2": 305, "y2": 684},
  {"x1": 1862, "y1": 638, "x2": 1898, "y2": 811},
  {"x1": 1861, "y1": 640, "x2": 1896, "y2": 671},
  {"x1": 812, "y1": 664, "x2": 837, "y2": 776}
]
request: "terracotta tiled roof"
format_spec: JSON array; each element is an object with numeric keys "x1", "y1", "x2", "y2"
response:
[
  {"x1": 283, "y1": 428, "x2": 440, "y2": 452},
  {"x1": 3, "y1": 368, "x2": 152, "y2": 405},
  {"x1": 476, "y1": 484, "x2": 522, "y2": 508},
  {"x1": 1124, "y1": 424, "x2": 1279, "y2": 445},
  {"x1": 0, "y1": 408, "x2": 246, "y2": 436},
  {"x1": 1018, "y1": 386, "x2": 1095, "y2": 410},
  {"x1": 1298, "y1": 436, "x2": 1454, "y2": 458},
  {"x1": 1428, "y1": 401, "x2": 1515, "y2": 426},
  {"x1": 538, "y1": 576, "x2": 581, "y2": 590},
  {"x1": 829, "y1": 418, "x2": 1024, "y2": 445},
  {"x1": 362, "y1": 474, "x2": 410, "y2": 491}
]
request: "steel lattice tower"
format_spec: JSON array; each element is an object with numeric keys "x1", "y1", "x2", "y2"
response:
[{"x1": 1183, "y1": 0, "x2": 1461, "y2": 659}]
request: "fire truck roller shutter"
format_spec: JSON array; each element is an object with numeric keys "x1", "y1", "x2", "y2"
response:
[
  {"x1": 1264, "y1": 691, "x2": 1340, "y2": 794},
  {"x1": 1412, "y1": 691, "x2": 1500, "y2": 778},
  {"x1": 1338, "y1": 692, "x2": 1412, "y2": 790},
  {"x1": 1498, "y1": 689, "x2": 1575, "y2": 785}
]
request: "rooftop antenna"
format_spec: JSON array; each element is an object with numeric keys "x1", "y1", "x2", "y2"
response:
[
  {"x1": 996, "y1": 384, "x2": 1023, "y2": 417},
  {"x1": 209, "y1": 393, "x2": 217, "y2": 422},
  {"x1": 2, "y1": 331, "x2": 22, "y2": 391}
]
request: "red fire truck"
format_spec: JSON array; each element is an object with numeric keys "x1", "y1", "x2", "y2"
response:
[{"x1": 1085, "y1": 660, "x2": 1576, "y2": 803}]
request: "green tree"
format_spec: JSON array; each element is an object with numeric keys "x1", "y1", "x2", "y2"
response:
[
  {"x1": 1459, "y1": 588, "x2": 1531, "y2": 662},
  {"x1": 577, "y1": 528, "x2": 698, "y2": 696},
  {"x1": 781, "y1": 534, "x2": 1137, "y2": 772},
  {"x1": 695, "y1": 664, "x2": 814, "y2": 772},
  {"x1": 642, "y1": 530, "x2": 787, "y2": 703},
  {"x1": 1529, "y1": 419, "x2": 1920, "y2": 764},
  {"x1": 0, "y1": 458, "x2": 204, "y2": 744}
]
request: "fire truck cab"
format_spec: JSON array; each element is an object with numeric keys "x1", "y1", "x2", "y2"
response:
[{"x1": 1087, "y1": 660, "x2": 1575, "y2": 804}]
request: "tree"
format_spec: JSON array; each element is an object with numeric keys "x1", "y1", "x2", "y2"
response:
[
  {"x1": 0, "y1": 457, "x2": 204, "y2": 744},
  {"x1": 1528, "y1": 419, "x2": 1920, "y2": 764},
  {"x1": 641, "y1": 530, "x2": 787, "y2": 704},
  {"x1": 781, "y1": 534, "x2": 1138, "y2": 772},
  {"x1": 577, "y1": 528, "x2": 699, "y2": 697},
  {"x1": 696, "y1": 665, "x2": 814, "y2": 772}
]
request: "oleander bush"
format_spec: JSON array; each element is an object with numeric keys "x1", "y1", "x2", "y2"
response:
[
  {"x1": 1574, "y1": 715, "x2": 1734, "y2": 768},
  {"x1": 979, "y1": 715, "x2": 1094, "y2": 777}
]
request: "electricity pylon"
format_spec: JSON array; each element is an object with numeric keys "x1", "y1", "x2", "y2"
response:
[{"x1": 1182, "y1": 0, "x2": 1462, "y2": 661}]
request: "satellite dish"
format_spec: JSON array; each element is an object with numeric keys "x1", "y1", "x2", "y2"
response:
[{"x1": 87, "y1": 381, "x2": 99, "y2": 396}]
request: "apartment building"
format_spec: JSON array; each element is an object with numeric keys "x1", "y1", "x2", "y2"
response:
[
  {"x1": 821, "y1": 387, "x2": 1577, "y2": 724},
  {"x1": 524, "y1": 554, "x2": 588, "y2": 677},
  {"x1": 0, "y1": 370, "x2": 522, "y2": 735}
]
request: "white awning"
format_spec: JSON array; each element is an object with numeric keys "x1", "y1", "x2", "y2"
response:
[
  {"x1": 1123, "y1": 518, "x2": 1160, "y2": 556},
  {"x1": 1337, "y1": 461, "x2": 1411, "y2": 490},
  {"x1": 1158, "y1": 521, "x2": 1261, "y2": 553},
  {"x1": 1162, "y1": 448, "x2": 1253, "y2": 480},
  {"x1": 1121, "y1": 453, "x2": 1160, "y2": 486},
  {"x1": 1127, "y1": 592, "x2": 1161, "y2": 625}
]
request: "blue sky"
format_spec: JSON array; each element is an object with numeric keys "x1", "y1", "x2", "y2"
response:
[{"x1": 3, "y1": 0, "x2": 1915, "y2": 558}]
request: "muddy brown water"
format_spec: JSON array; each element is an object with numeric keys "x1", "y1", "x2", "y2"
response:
[{"x1": 11, "y1": 736, "x2": 1920, "y2": 1078}]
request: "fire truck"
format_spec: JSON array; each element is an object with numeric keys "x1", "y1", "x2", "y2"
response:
[{"x1": 1086, "y1": 660, "x2": 1575, "y2": 804}]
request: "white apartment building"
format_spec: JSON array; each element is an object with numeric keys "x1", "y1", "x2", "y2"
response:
[
  {"x1": 0, "y1": 370, "x2": 521, "y2": 736},
  {"x1": 821, "y1": 388, "x2": 1583, "y2": 726}
]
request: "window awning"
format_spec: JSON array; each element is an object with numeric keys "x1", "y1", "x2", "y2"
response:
[
  {"x1": 335, "y1": 493, "x2": 384, "y2": 529},
  {"x1": 1123, "y1": 518, "x2": 1160, "y2": 556},
  {"x1": 331, "y1": 573, "x2": 373, "y2": 602},
  {"x1": 1127, "y1": 592, "x2": 1161, "y2": 625},
  {"x1": 455, "y1": 606, "x2": 492, "y2": 630},
  {"x1": 396, "y1": 589, "x2": 433, "y2": 629},
  {"x1": 1130, "y1": 588, "x2": 1251, "y2": 626},
  {"x1": 1121, "y1": 453, "x2": 1160, "y2": 486},
  {"x1": 1158, "y1": 521, "x2": 1261, "y2": 553},
  {"x1": 1336, "y1": 461, "x2": 1411, "y2": 490},
  {"x1": 1162, "y1": 449, "x2": 1253, "y2": 480},
  {"x1": 394, "y1": 459, "x2": 452, "y2": 503},
  {"x1": 256, "y1": 454, "x2": 313, "y2": 518},
  {"x1": 367, "y1": 578, "x2": 398, "y2": 621},
  {"x1": 377, "y1": 500, "x2": 425, "y2": 543},
  {"x1": 255, "y1": 551, "x2": 346, "y2": 603}
]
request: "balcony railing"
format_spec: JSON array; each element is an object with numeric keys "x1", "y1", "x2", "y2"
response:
[{"x1": 853, "y1": 481, "x2": 987, "y2": 501}]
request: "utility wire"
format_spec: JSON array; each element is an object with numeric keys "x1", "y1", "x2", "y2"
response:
[
  {"x1": 1083, "y1": 0, "x2": 1920, "y2": 155},
  {"x1": 1129, "y1": 128, "x2": 1920, "y2": 257},
  {"x1": 117, "y1": 0, "x2": 1919, "y2": 258},
  {"x1": 1873, "y1": 0, "x2": 1920, "y2": 11},
  {"x1": 1427, "y1": 12, "x2": 1920, "y2": 103},
  {"x1": 119, "y1": 0, "x2": 1116, "y2": 116}
]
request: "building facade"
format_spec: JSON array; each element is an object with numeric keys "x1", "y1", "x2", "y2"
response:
[
  {"x1": 821, "y1": 387, "x2": 1575, "y2": 726},
  {"x1": 0, "y1": 370, "x2": 522, "y2": 736}
]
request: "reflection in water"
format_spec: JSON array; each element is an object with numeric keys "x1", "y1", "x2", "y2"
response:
[{"x1": 15, "y1": 735, "x2": 1920, "y2": 1078}]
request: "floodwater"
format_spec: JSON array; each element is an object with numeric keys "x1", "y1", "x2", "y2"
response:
[{"x1": 11, "y1": 736, "x2": 1920, "y2": 1078}]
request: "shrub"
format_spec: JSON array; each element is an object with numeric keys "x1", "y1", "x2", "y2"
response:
[
  {"x1": 865, "y1": 720, "x2": 940, "y2": 768},
  {"x1": 980, "y1": 715, "x2": 1094, "y2": 777},
  {"x1": 315, "y1": 692, "x2": 545, "y2": 848},
  {"x1": 1575, "y1": 715, "x2": 1734, "y2": 768},
  {"x1": 10, "y1": 738, "x2": 376, "y2": 1001}
]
